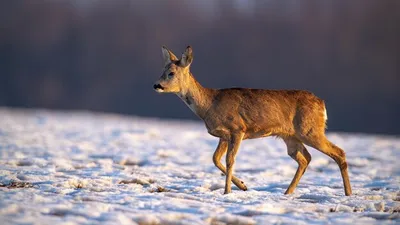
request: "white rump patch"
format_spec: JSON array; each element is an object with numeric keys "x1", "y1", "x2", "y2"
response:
[{"x1": 324, "y1": 107, "x2": 328, "y2": 121}]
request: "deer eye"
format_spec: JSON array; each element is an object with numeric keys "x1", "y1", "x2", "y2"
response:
[{"x1": 168, "y1": 72, "x2": 175, "y2": 78}]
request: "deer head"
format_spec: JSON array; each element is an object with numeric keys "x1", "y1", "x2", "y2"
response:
[{"x1": 153, "y1": 46, "x2": 193, "y2": 94}]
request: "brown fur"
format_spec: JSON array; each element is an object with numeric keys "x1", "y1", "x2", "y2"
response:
[{"x1": 154, "y1": 46, "x2": 352, "y2": 196}]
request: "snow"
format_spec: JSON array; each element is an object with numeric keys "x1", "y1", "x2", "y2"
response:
[{"x1": 0, "y1": 108, "x2": 399, "y2": 225}]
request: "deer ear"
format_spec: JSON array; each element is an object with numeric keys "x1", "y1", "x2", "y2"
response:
[
  {"x1": 161, "y1": 46, "x2": 178, "y2": 65},
  {"x1": 180, "y1": 46, "x2": 193, "y2": 67}
]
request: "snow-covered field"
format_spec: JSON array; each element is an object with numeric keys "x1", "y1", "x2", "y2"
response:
[{"x1": 0, "y1": 108, "x2": 399, "y2": 225}]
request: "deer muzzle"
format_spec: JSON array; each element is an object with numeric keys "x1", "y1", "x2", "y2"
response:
[{"x1": 153, "y1": 84, "x2": 164, "y2": 92}]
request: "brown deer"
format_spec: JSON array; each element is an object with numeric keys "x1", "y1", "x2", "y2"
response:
[{"x1": 153, "y1": 46, "x2": 352, "y2": 196}]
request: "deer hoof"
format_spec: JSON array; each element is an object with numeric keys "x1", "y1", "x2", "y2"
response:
[{"x1": 239, "y1": 181, "x2": 247, "y2": 191}]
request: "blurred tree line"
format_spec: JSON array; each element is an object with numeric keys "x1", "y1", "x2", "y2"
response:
[{"x1": 0, "y1": 0, "x2": 399, "y2": 134}]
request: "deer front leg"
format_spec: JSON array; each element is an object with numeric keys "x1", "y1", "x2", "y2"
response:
[
  {"x1": 213, "y1": 139, "x2": 247, "y2": 191},
  {"x1": 224, "y1": 132, "x2": 245, "y2": 194}
]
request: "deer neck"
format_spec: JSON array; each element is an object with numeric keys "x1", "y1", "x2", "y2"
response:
[{"x1": 177, "y1": 73, "x2": 216, "y2": 119}]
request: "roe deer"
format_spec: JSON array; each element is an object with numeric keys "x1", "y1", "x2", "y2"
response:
[{"x1": 153, "y1": 46, "x2": 352, "y2": 196}]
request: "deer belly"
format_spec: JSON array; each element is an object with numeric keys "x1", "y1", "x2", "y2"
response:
[
  {"x1": 207, "y1": 127, "x2": 231, "y2": 139},
  {"x1": 244, "y1": 129, "x2": 273, "y2": 139}
]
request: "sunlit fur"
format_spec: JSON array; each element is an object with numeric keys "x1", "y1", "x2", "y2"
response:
[{"x1": 154, "y1": 46, "x2": 352, "y2": 196}]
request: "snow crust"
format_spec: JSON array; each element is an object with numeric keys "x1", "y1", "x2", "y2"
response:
[{"x1": 0, "y1": 108, "x2": 399, "y2": 224}]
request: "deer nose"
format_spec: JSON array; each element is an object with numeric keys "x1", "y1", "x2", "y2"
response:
[{"x1": 153, "y1": 84, "x2": 164, "y2": 90}]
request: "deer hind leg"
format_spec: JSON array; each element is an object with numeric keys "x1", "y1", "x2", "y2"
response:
[
  {"x1": 213, "y1": 139, "x2": 247, "y2": 191},
  {"x1": 283, "y1": 137, "x2": 312, "y2": 195},
  {"x1": 300, "y1": 134, "x2": 352, "y2": 196}
]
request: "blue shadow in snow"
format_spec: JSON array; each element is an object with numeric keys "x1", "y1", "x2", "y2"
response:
[{"x1": 252, "y1": 183, "x2": 287, "y2": 193}]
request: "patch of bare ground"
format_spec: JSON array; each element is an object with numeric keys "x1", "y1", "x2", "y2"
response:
[
  {"x1": 0, "y1": 181, "x2": 34, "y2": 189},
  {"x1": 149, "y1": 186, "x2": 169, "y2": 193},
  {"x1": 119, "y1": 178, "x2": 155, "y2": 186}
]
